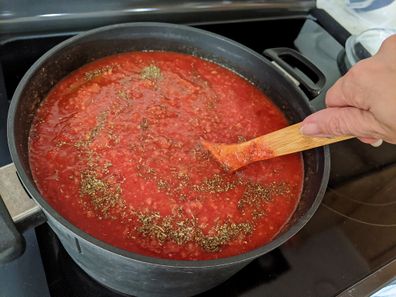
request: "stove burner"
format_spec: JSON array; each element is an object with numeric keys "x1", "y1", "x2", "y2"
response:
[
  {"x1": 322, "y1": 203, "x2": 396, "y2": 227},
  {"x1": 322, "y1": 164, "x2": 396, "y2": 227},
  {"x1": 327, "y1": 186, "x2": 396, "y2": 207}
]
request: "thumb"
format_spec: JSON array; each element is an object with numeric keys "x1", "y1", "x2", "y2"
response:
[{"x1": 301, "y1": 107, "x2": 384, "y2": 143}]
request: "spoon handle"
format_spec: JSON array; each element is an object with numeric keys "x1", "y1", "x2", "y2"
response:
[{"x1": 261, "y1": 122, "x2": 353, "y2": 157}]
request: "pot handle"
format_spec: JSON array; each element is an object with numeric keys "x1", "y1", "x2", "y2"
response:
[
  {"x1": 0, "y1": 163, "x2": 45, "y2": 263},
  {"x1": 0, "y1": 192, "x2": 25, "y2": 263},
  {"x1": 263, "y1": 47, "x2": 326, "y2": 99}
]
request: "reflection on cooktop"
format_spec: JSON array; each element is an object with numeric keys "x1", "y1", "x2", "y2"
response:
[
  {"x1": 324, "y1": 162, "x2": 396, "y2": 227},
  {"x1": 299, "y1": 141, "x2": 396, "y2": 272},
  {"x1": 329, "y1": 140, "x2": 396, "y2": 185}
]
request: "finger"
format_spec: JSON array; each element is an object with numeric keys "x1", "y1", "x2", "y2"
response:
[
  {"x1": 301, "y1": 107, "x2": 385, "y2": 140},
  {"x1": 357, "y1": 137, "x2": 378, "y2": 143},
  {"x1": 326, "y1": 59, "x2": 374, "y2": 110},
  {"x1": 357, "y1": 137, "x2": 383, "y2": 147},
  {"x1": 325, "y1": 78, "x2": 349, "y2": 108}
]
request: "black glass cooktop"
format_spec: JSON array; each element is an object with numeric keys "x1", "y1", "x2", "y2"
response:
[{"x1": 2, "y1": 16, "x2": 396, "y2": 297}]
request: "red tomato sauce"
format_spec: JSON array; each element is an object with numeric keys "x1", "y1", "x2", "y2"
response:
[{"x1": 29, "y1": 51, "x2": 303, "y2": 260}]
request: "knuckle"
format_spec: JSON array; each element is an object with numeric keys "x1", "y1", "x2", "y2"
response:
[
  {"x1": 325, "y1": 83, "x2": 339, "y2": 106},
  {"x1": 348, "y1": 60, "x2": 366, "y2": 78},
  {"x1": 327, "y1": 116, "x2": 344, "y2": 135},
  {"x1": 380, "y1": 34, "x2": 396, "y2": 51},
  {"x1": 349, "y1": 57, "x2": 375, "y2": 79},
  {"x1": 343, "y1": 61, "x2": 371, "y2": 108}
]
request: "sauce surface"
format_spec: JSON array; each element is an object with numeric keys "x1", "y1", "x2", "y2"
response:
[{"x1": 29, "y1": 51, "x2": 303, "y2": 260}]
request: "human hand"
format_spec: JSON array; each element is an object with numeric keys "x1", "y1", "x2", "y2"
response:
[{"x1": 301, "y1": 34, "x2": 396, "y2": 146}]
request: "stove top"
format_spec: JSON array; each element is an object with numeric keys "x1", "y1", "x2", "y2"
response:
[{"x1": 1, "y1": 14, "x2": 396, "y2": 297}]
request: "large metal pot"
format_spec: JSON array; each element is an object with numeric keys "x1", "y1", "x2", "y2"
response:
[{"x1": 1, "y1": 23, "x2": 329, "y2": 296}]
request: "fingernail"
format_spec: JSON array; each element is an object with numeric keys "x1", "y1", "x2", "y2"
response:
[
  {"x1": 371, "y1": 139, "x2": 383, "y2": 147},
  {"x1": 300, "y1": 123, "x2": 321, "y2": 136}
]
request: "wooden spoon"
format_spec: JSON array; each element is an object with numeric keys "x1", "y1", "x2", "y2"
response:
[{"x1": 201, "y1": 122, "x2": 353, "y2": 172}]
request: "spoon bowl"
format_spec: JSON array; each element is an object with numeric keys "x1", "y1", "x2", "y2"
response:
[{"x1": 202, "y1": 122, "x2": 353, "y2": 171}]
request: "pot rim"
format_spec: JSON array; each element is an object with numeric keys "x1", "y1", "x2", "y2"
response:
[{"x1": 7, "y1": 22, "x2": 330, "y2": 269}]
